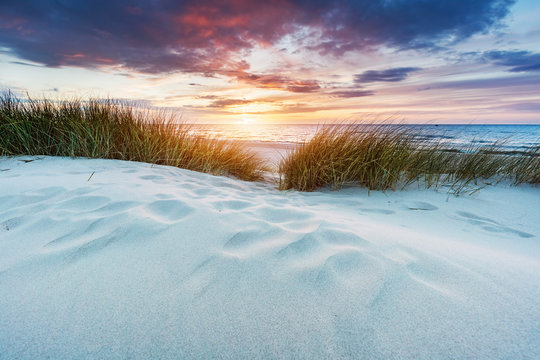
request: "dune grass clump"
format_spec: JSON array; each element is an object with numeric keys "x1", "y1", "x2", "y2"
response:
[
  {"x1": 278, "y1": 125, "x2": 414, "y2": 191},
  {"x1": 504, "y1": 145, "x2": 540, "y2": 185},
  {"x1": 0, "y1": 93, "x2": 264, "y2": 180},
  {"x1": 279, "y1": 124, "x2": 540, "y2": 192}
]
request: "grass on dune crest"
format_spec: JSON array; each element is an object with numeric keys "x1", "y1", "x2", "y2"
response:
[
  {"x1": 1, "y1": 93, "x2": 538, "y2": 192},
  {"x1": 0, "y1": 93, "x2": 265, "y2": 181},
  {"x1": 279, "y1": 124, "x2": 540, "y2": 192}
]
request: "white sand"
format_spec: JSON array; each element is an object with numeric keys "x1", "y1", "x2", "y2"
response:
[
  {"x1": 1, "y1": 156, "x2": 539, "y2": 359},
  {"x1": 240, "y1": 141, "x2": 297, "y2": 167}
]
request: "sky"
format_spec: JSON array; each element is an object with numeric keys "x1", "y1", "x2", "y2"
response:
[{"x1": 1, "y1": 0, "x2": 539, "y2": 124}]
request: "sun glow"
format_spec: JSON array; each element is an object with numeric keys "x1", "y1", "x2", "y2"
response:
[{"x1": 241, "y1": 114, "x2": 256, "y2": 124}]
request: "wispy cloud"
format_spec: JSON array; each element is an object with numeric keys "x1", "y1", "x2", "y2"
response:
[
  {"x1": 330, "y1": 90, "x2": 375, "y2": 98},
  {"x1": 483, "y1": 50, "x2": 540, "y2": 72},
  {"x1": 9, "y1": 60, "x2": 43, "y2": 67},
  {"x1": 355, "y1": 67, "x2": 422, "y2": 83},
  {"x1": 419, "y1": 73, "x2": 540, "y2": 90},
  {"x1": 207, "y1": 98, "x2": 251, "y2": 108},
  {"x1": 230, "y1": 71, "x2": 321, "y2": 93},
  {"x1": 286, "y1": 80, "x2": 321, "y2": 93}
]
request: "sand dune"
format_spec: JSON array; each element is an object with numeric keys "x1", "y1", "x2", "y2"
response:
[{"x1": 1, "y1": 156, "x2": 539, "y2": 359}]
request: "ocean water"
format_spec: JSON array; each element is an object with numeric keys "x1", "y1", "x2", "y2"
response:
[{"x1": 189, "y1": 124, "x2": 540, "y2": 152}]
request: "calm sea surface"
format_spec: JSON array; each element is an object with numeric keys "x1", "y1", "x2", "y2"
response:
[{"x1": 189, "y1": 124, "x2": 540, "y2": 152}]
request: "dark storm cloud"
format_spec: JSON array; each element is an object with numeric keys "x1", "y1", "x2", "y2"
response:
[
  {"x1": 0, "y1": 0, "x2": 291, "y2": 74},
  {"x1": 355, "y1": 68, "x2": 422, "y2": 83},
  {"x1": 297, "y1": 0, "x2": 515, "y2": 54},
  {"x1": 483, "y1": 50, "x2": 540, "y2": 72},
  {"x1": 0, "y1": 0, "x2": 515, "y2": 75}
]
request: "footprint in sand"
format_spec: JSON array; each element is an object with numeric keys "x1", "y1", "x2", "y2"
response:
[
  {"x1": 315, "y1": 250, "x2": 384, "y2": 289},
  {"x1": 404, "y1": 201, "x2": 438, "y2": 211},
  {"x1": 277, "y1": 232, "x2": 325, "y2": 260},
  {"x1": 43, "y1": 214, "x2": 121, "y2": 251},
  {"x1": 144, "y1": 199, "x2": 194, "y2": 223},
  {"x1": 139, "y1": 174, "x2": 168, "y2": 183},
  {"x1": 223, "y1": 225, "x2": 287, "y2": 257},
  {"x1": 278, "y1": 227, "x2": 369, "y2": 267},
  {"x1": 56, "y1": 195, "x2": 111, "y2": 212},
  {"x1": 0, "y1": 217, "x2": 24, "y2": 232},
  {"x1": 193, "y1": 187, "x2": 213, "y2": 197},
  {"x1": 182, "y1": 256, "x2": 240, "y2": 298},
  {"x1": 44, "y1": 212, "x2": 156, "y2": 255},
  {"x1": 212, "y1": 199, "x2": 254, "y2": 212},
  {"x1": 182, "y1": 257, "x2": 217, "y2": 297},
  {"x1": 321, "y1": 250, "x2": 371, "y2": 278},
  {"x1": 76, "y1": 230, "x2": 128, "y2": 256},
  {"x1": 456, "y1": 211, "x2": 534, "y2": 238}
]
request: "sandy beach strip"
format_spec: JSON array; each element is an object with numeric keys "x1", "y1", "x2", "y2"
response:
[
  {"x1": 0, "y1": 156, "x2": 539, "y2": 359},
  {"x1": 235, "y1": 140, "x2": 298, "y2": 168}
]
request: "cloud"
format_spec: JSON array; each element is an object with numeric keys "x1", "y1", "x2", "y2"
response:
[
  {"x1": 246, "y1": 103, "x2": 337, "y2": 114},
  {"x1": 355, "y1": 67, "x2": 422, "y2": 83},
  {"x1": 9, "y1": 60, "x2": 44, "y2": 67},
  {"x1": 207, "y1": 98, "x2": 250, "y2": 108},
  {"x1": 197, "y1": 95, "x2": 220, "y2": 100},
  {"x1": 286, "y1": 80, "x2": 320, "y2": 93},
  {"x1": 483, "y1": 50, "x2": 540, "y2": 72},
  {"x1": 418, "y1": 74, "x2": 540, "y2": 90},
  {"x1": 297, "y1": 0, "x2": 515, "y2": 54},
  {"x1": 493, "y1": 102, "x2": 540, "y2": 112},
  {"x1": 0, "y1": 0, "x2": 516, "y2": 75},
  {"x1": 331, "y1": 90, "x2": 375, "y2": 98},
  {"x1": 230, "y1": 71, "x2": 320, "y2": 93}
]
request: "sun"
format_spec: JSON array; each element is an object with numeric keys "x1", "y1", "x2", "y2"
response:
[{"x1": 241, "y1": 115, "x2": 255, "y2": 124}]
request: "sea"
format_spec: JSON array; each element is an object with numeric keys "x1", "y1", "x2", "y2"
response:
[{"x1": 189, "y1": 124, "x2": 540, "y2": 153}]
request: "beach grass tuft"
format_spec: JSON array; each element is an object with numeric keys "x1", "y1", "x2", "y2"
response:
[
  {"x1": 279, "y1": 124, "x2": 540, "y2": 192},
  {"x1": 0, "y1": 93, "x2": 264, "y2": 181}
]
